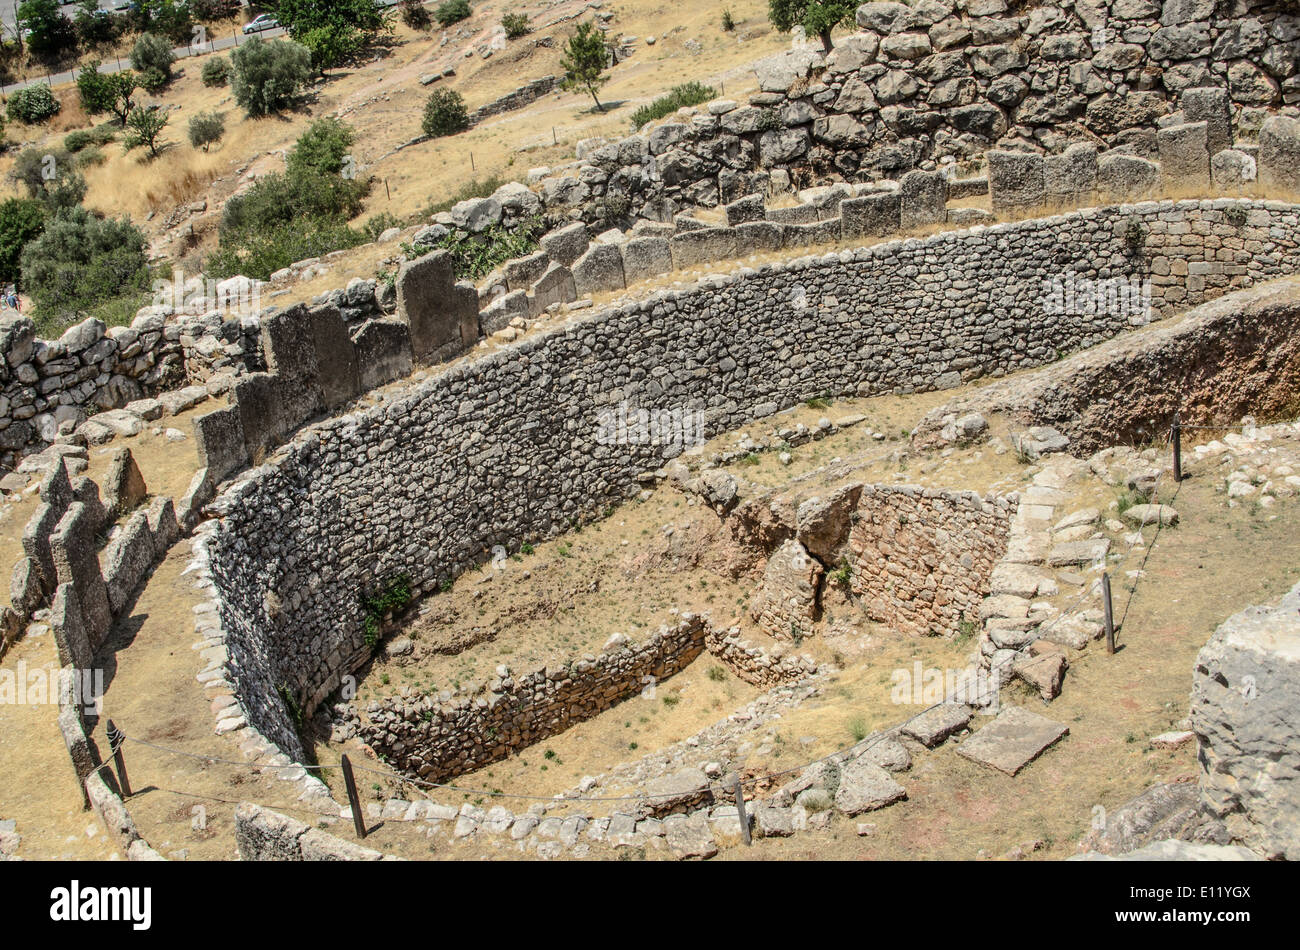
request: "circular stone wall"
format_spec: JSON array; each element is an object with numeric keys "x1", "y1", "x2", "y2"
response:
[{"x1": 205, "y1": 198, "x2": 1300, "y2": 759}]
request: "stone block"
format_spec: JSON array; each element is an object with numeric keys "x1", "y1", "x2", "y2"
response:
[
  {"x1": 1158, "y1": 121, "x2": 1210, "y2": 191},
  {"x1": 529, "y1": 262, "x2": 577, "y2": 317},
  {"x1": 1045, "y1": 142, "x2": 1099, "y2": 204},
  {"x1": 103, "y1": 447, "x2": 147, "y2": 523},
  {"x1": 571, "y1": 244, "x2": 626, "y2": 296},
  {"x1": 308, "y1": 305, "x2": 360, "y2": 410},
  {"x1": 10, "y1": 556, "x2": 42, "y2": 616},
  {"x1": 1210, "y1": 149, "x2": 1257, "y2": 190},
  {"x1": 620, "y1": 236, "x2": 674, "y2": 283},
  {"x1": 733, "y1": 221, "x2": 784, "y2": 255},
  {"x1": 396, "y1": 251, "x2": 480, "y2": 362},
  {"x1": 1097, "y1": 153, "x2": 1160, "y2": 200},
  {"x1": 669, "y1": 228, "x2": 739, "y2": 269},
  {"x1": 899, "y1": 169, "x2": 948, "y2": 229},
  {"x1": 351, "y1": 320, "x2": 413, "y2": 392},
  {"x1": 724, "y1": 194, "x2": 766, "y2": 225},
  {"x1": 194, "y1": 406, "x2": 249, "y2": 485},
  {"x1": 504, "y1": 251, "x2": 550, "y2": 292},
  {"x1": 540, "y1": 222, "x2": 590, "y2": 266},
  {"x1": 479, "y1": 289, "x2": 529, "y2": 335},
  {"x1": 1258, "y1": 115, "x2": 1300, "y2": 194},
  {"x1": 146, "y1": 495, "x2": 178, "y2": 551},
  {"x1": 988, "y1": 150, "x2": 1046, "y2": 212},
  {"x1": 102, "y1": 510, "x2": 156, "y2": 614},
  {"x1": 1181, "y1": 87, "x2": 1233, "y2": 157},
  {"x1": 260, "y1": 303, "x2": 324, "y2": 424},
  {"x1": 50, "y1": 503, "x2": 111, "y2": 647},
  {"x1": 51, "y1": 583, "x2": 92, "y2": 670},
  {"x1": 765, "y1": 204, "x2": 819, "y2": 226},
  {"x1": 841, "y1": 192, "x2": 901, "y2": 239},
  {"x1": 781, "y1": 218, "x2": 842, "y2": 248},
  {"x1": 958, "y1": 705, "x2": 1069, "y2": 775}
]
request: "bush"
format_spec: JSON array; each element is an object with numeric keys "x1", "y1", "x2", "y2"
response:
[
  {"x1": 421, "y1": 175, "x2": 506, "y2": 216},
  {"x1": 630, "y1": 80, "x2": 717, "y2": 129},
  {"x1": 501, "y1": 12, "x2": 530, "y2": 38},
  {"x1": 206, "y1": 219, "x2": 367, "y2": 281},
  {"x1": 201, "y1": 56, "x2": 230, "y2": 87},
  {"x1": 230, "y1": 38, "x2": 313, "y2": 116},
  {"x1": 137, "y1": 67, "x2": 170, "y2": 94},
  {"x1": 401, "y1": 0, "x2": 431, "y2": 28},
  {"x1": 191, "y1": 0, "x2": 241, "y2": 21},
  {"x1": 188, "y1": 111, "x2": 225, "y2": 151},
  {"x1": 422, "y1": 88, "x2": 469, "y2": 137},
  {"x1": 19, "y1": 206, "x2": 150, "y2": 328},
  {"x1": 721, "y1": 8, "x2": 735, "y2": 30},
  {"x1": 286, "y1": 116, "x2": 354, "y2": 176},
  {"x1": 77, "y1": 61, "x2": 118, "y2": 114},
  {"x1": 434, "y1": 0, "x2": 471, "y2": 27},
  {"x1": 0, "y1": 197, "x2": 46, "y2": 285},
  {"x1": 63, "y1": 124, "x2": 116, "y2": 153},
  {"x1": 435, "y1": 218, "x2": 543, "y2": 280},
  {"x1": 130, "y1": 33, "x2": 176, "y2": 81},
  {"x1": 7, "y1": 84, "x2": 61, "y2": 124}
]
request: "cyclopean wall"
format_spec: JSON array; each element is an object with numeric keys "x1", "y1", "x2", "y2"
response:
[{"x1": 204, "y1": 198, "x2": 1300, "y2": 762}]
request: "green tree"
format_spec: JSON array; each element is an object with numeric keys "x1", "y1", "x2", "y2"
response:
[
  {"x1": 421, "y1": 87, "x2": 468, "y2": 137},
  {"x1": 434, "y1": 0, "x2": 471, "y2": 27},
  {"x1": 268, "y1": 0, "x2": 392, "y2": 72},
  {"x1": 16, "y1": 0, "x2": 77, "y2": 60},
  {"x1": 130, "y1": 33, "x2": 175, "y2": 83},
  {"x1": 201, "y1": 56, "x2": 230, "y2": 87},
  {"x1": 229, "y1": 37, "x2": 313, "y2": 116},
  {"x1": 287, "y1": 116, "x2": 354, "y2": 175},
  {"x1": 188, "y1": 110, "x2": 224, "y2": 151},
  {"x1": 560, "y1": 22, "x2": 610, "y2": 112},
  {"x1": 77, "y1": 61, "x2": 116, "y2": 114},
  {"x1": 105, "y1": 72, "x2": 139, "y2": 125},
  {"x1": 767, "y1": 0, "x2": 854, "y2": 52},
  {"x1": 74, "y1": 0, "x2": 122, "y2": 47},
  {"x1": 10, "y1": 147, "x2": 86, "y2": 211},
  {"x1": 0, "y1": 197, "x2": 47, "y2": 285},
  {"x1": 123, "y1": 106, "x2": 169, "y2": 158},
  {"x1": 20, "y1": 206, "x2": 150, "y2": 326}
]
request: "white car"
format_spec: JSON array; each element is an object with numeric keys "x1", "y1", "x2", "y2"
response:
[{"x1": 242, "y1": 13, "x2": 278, "y2": 34}]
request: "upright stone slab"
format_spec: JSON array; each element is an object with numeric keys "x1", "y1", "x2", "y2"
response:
[
  {"x1": 102, "y1": 510, "x2": 156, "y2": 614},
  {"x1": 10, "y1": 556, "x2": 42, "y2": 616},
  {"x1": 540, "y1": 222, "x2": 590, "y2": 266},
  {"x1": 1181, "y1": 87, "x2": 1233, "y2": 158},
  {"x1": 503, "y1": 250, "x2": 551, "y2": 292},
  {"x1": 528, "y1": 262, "x2": 577, "y2": 317},
  {"x1": 1097, "y1": 154, "x2": 1160, "y2": 200},
  {"x1": 350, "y1": 320, "x2": 413, "y2": 392},
  {"x1": 733, "y1": 221, "x2": 783, "y2": 254},
  {"x1": 260, "y1": 303, "x2": 324, "y2": 426},
  {"x1": 987, "y1": 150, "x2": 1046, "y2": 212},
  {"x1": 620, "y1": 236, "x2": 673, "y2": 283},
  {"x1": 71, "y1": 478, "x2": 105, "y2": 536},
  {"x1": 396, "y1": 250, "x2": 480, "y2": 362},
  {"x1": 51, "y1": 583, "x2": 92, "y2": 670},
  {"x1": 39, "y1": 458, "x2": 74, "y2": 510},
  {"x1": 103, "y1": 447, "x2": 147, "y2": 522},
  {"x1": 307, "y1": 305, "x2": 360, "y2": 410},
  {"x1": 194, "y1": 406, "x2": 249, "y2": 485},
  {"x1": 571, "y1": 244, "x2": 627, "y2": 296},
  {"x1": 724, "y1": 194, "x2": 766, "y2": 225},
  {"x1": 841, "y1": 191, "x2": 901, "y2": 239},
  {"x1": 146, "y1": 495, "x2": 179, "y2": 552},
  {"x1": 1045, "y1": 143, "x2": 1098, "y2": 204},
  {"x1": 478, "y1": 289, "x2": 529, "y2": 335},
  {"x1": 1211, "y1": 149, "x2": 1256, "y2": 190},
  {"x1": 50, "y1": 503, "x2": 112, "y2": 647},
  {"x1": 669, "y1": 228, "x2": 739, "y2": 269},
  {"x1": 1258, "y1": 115, "x2": 1300, "y2": 194},
  {"x1": 231, "y1": 373, "x2": 283, "y2": 463},
  {"x1": 1158, "y1": 121, "x2": 1210, "y2": 191},
  {"x1": 898, "y1": 170, "x2": 948, "y2": 229}
]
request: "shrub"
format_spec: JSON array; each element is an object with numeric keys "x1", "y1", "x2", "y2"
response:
[
  {"x1": 230, "y1": 38, "x2": 313, "y2": 116},
  {"x1": 137, "y1": 67, "x2": 170, "y2": 94},
  {"x1": 7, "y1": 84, "x2": 61, "y2": 124},
  {"x1": 629, "y1": 80, "x2": 716, "y2": 129},
  {"x1": 201, "y1": 56, "x2": 230, "y2": 87},
  {"x1": 501, "y1": 12, "x2": 530, "y2": 38},
  {"x1": 422, "y1": 87, "x2": 469, "y2": 138},
  {"x1": 0, "y1": 197, "x2": 46, "y2": 285},
  {"x1": 130, "y1": 33, "x2": 176, "y2": 81},
  {"x1": 20, "y1": 206, "x2": 150, "y2": 328},
  {"x1": 401, "y1": 0, "x2": 431, "y2": 29},
  {"x1": 77, "y1": 62, "x2": 118, "y2": 114},
  {"x1": 63, "y1": 124, "x2": 116, "y2": 153},
  {"x1": 206, "y1": 219, "x2": 367, "y2": 280},
  {"x1": 434, "y1": 0, "x2": 471, "y2": 26},
  {"x1": 286, "y1": 116, "x2": 355, "y2": 176},
  {"x1": 721, "y1": 8, "x2": 735, "y2": 30},
  {"x1": 122, "y1": 106, "x2": 169, "y2": 157},
  {"x1": 434, "y1": 218, "x2": 543, "y2": 280},
  {"x1": 188, "y1": 111, "x2": 225, "y2": 151},
  {"x1": 220, "y1": 170, "x2": 369, "y2": 238},
  {"x1": 421, "y1": 175, "x2": 506, "y2": 216}
]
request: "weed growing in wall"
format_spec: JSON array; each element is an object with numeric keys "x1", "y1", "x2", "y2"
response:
[
  {"x1": 360, "y1": 574, "x2": 413, "y2": 651},
  {"x1": 630, "y1": 81, "x2": 718, "y2": 130}
]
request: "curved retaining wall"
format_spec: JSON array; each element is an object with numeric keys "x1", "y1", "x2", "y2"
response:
[{"x1": 205, "y1": 198, "x2": 1300, "y2": 761}]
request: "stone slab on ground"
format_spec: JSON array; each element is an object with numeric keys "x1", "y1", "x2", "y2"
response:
[
  {"x1": 900, "y1": 702, "x2": 972, "y2": 748},
  {"x1": 1071, "y1": 840, "x2": 1260, "y2": 861},
  {"x1": 958, "y1": 706, "x2": 1069, "y2": 775},
  {"x1": 834, "y1": 760, "x2": 906, "y2": 815},
  {"x1": 663, "y1": 812, "x2": 718, "y2": 859}
]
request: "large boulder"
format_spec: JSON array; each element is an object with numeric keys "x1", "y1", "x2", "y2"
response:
[{"x1": 1190, "y1": 581, "x2": 1300, "y2": 860}]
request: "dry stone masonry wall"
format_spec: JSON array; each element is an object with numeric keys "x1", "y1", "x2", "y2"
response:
[{"x1": 204, "y1": 198, "x2": 1300, "y2": 764}]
